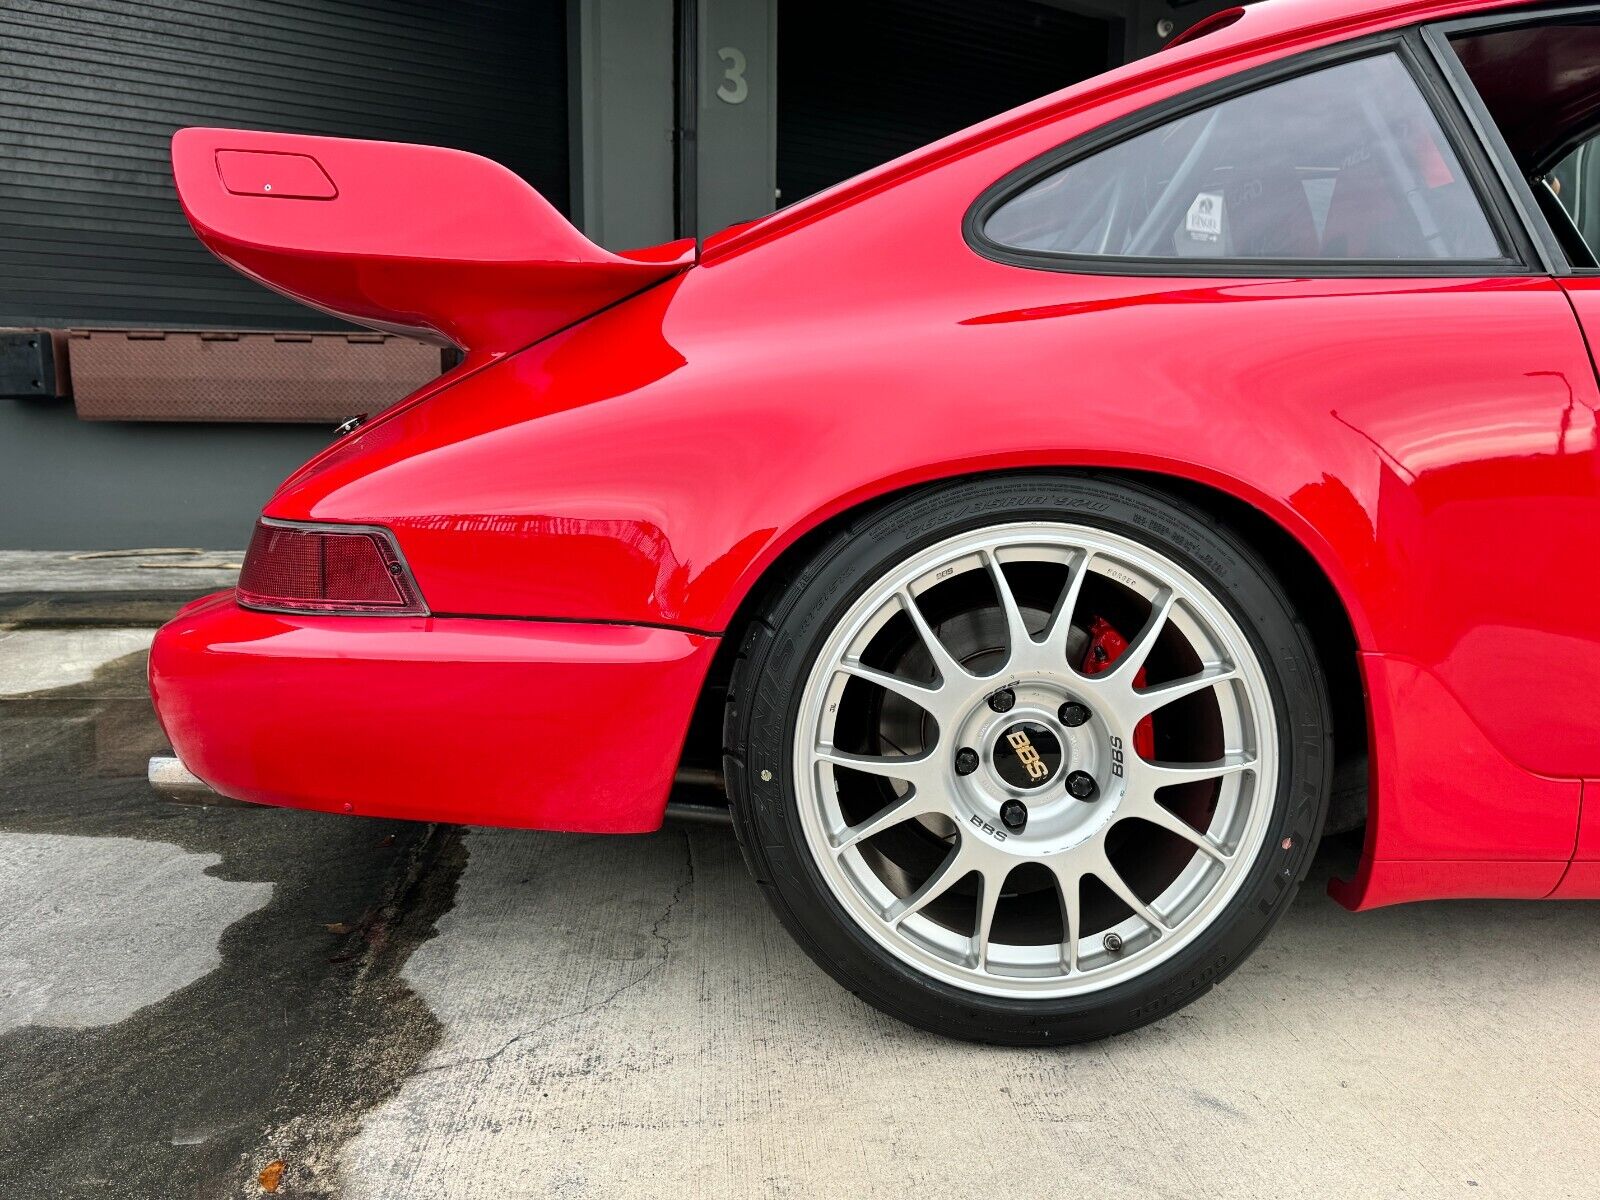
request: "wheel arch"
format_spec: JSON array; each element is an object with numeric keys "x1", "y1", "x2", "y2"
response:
[{"x1": 684, "y1": 463, "x2": 1371, "y2": 839}]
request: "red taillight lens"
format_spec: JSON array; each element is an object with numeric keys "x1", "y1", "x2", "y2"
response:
[{"x1": 237, "y1": 520, "x2": 425, "y2": 615}]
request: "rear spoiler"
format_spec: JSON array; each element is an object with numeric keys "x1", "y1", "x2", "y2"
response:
[{"x1": 171, "y1": 127, "x2": 695, "y2": 357}]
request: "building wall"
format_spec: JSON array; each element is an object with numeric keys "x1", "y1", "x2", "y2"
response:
[
  {"x1": 570, "y1": 0, "x2": 677, "y2": 249},
  {"x1": 0, "y1": 400, "x2": 331, "y2": 550},
  {"x1": 0, "y1": 0, "x2": 568, "y2": 550}
]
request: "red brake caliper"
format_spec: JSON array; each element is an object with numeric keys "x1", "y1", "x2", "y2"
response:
[{"x1": 1081, "y1": 616, "x2": 1155, "y2": 760}]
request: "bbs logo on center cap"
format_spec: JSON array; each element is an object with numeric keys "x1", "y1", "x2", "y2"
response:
[
  {"x1": 993, "y1": 720, "x2": 1062, "y2": 790},
  {"x1": 1008, "y1": 730, "x2": 1047, "y2": 779}
]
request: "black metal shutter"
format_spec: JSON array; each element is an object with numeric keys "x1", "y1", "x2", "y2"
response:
[
  {"x1": 0, "y1": 0, "x2": 568, "y2": 330},
  {"x1": 777, "y1": 0, "x2": 1113, "y2": 206}
]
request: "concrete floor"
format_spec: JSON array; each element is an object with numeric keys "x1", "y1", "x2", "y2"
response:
[{"x1": 3, "y1": 625, "x2": 1598, "y2": 1198}]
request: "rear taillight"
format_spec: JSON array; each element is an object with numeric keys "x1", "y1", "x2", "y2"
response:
[{"x1": 237, "y1": 519, "x2": 426, "y2": 615}]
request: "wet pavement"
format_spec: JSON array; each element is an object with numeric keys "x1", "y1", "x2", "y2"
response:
[
  {"x1": 0, "y1": 625, "x2": 456, "y2": 1198},
  {"x1": 4, "y1": 621, "x2": 1600, "y2": 1199}
]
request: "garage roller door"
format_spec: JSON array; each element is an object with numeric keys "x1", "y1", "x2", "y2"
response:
[{"x1": 0, "y1": 0, "x2": 569, "y2": 330}]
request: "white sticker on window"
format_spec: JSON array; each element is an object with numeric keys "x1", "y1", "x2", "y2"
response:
[{"x1": 1185, "y1": 192, "x2": 1223, "y2": 242}]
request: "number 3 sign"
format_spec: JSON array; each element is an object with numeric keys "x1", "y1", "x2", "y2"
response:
[{"x1": 716, "y1": 46, "x2": 748, "y2": 104}]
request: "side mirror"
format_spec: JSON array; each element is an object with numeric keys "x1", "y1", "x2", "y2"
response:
[{"x1": 172, "y1": 128, "x2": 694, "y2": 355}]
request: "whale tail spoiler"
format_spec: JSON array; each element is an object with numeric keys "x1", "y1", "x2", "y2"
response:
[{"x1": 171, "y1": 127, "x2": 695, "y2": 356}]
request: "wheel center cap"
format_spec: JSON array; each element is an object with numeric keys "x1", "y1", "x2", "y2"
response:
[{"x1": 991, "y1": 720, "x2": 1063, "y2": 790}]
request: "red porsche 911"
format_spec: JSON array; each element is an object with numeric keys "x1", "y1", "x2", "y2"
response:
[{"x1": 148, "y1": 0, "x2": 1600, "y2": 1043}]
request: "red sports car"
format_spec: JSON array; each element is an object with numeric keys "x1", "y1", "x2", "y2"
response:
[{"x1": 149, "y1": 0, "x2": 1600, "y2": 1043}]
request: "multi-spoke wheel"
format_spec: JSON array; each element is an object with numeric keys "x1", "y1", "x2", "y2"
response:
[{"x1": 726, "y1": 476, "x2": 1331, "y2": 1044}]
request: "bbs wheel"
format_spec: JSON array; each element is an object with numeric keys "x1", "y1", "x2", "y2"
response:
[{"x1": 724, "y1": 475, "x2": 1330, "y2": 1044}]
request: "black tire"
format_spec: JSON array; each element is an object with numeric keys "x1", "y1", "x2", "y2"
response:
[{"x1": 722, "y1": 474, "x2": 1331, "y2": 1045}]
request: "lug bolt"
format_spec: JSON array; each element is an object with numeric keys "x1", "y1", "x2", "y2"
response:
[
  {"x1": 988, "y1": 688, "x2": 1016, "y2": 713},
  {"x1": 1000, "y1": 799, "x2": 1028, "y2": 831},
  {"x1": 954, "y1": 747, "x2": 980, "y2": 776},
  {"x1": 1103, "y1": 931, "x2": 1124, "y2": 953},
  {"x1": 1058, "y1": 701, "x2": 1090, "y2": 727},
  {"x1": 1065, "y1": 770, "x2": 1097, "y2": 800}
]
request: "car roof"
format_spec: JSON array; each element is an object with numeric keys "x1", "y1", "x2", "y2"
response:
[
  {"x1": 701, "y1": 0, "x2": 1538, "y2": 262},
  {"x1": 1171, "y1": 0, "x2": 1520, "y2": 59}
]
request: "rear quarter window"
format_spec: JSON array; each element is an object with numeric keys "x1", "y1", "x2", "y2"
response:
[{"x1": 982, "y1": 52, "x2": 1503, "y2": 264}]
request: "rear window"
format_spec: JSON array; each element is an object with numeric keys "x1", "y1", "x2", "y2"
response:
[{"x1": 983, "y1": 53, "x2": 1503, "y2": 263}]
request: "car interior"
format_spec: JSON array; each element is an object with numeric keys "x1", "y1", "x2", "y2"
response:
[{"x1": 1450, "y1": 19, "x2": 1600, "y2": 268}]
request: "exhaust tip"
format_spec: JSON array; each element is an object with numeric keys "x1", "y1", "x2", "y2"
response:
[{"x1": 148, "y1": 756, "x2": 249, "y2": 807}]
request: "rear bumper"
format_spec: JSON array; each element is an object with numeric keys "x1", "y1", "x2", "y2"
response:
[{"x1": 149, "y1": 592, "x2": 717, "y2": 832}]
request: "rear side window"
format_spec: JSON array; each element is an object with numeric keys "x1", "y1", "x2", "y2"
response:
[
  {"x1": 982, "y1": 53, "x2": 1504, "y2": 263},
  {"x1": 1549, "y1": 137, "x2": 1600, "y2": 256},
  {"x1": 1449, "y1": 20, "x2": 1600, "y2": 268}
]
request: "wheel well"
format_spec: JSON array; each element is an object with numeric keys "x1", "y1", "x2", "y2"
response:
[{"x1": 679, "y1": 468, "x2": 1368, "y2": 832}]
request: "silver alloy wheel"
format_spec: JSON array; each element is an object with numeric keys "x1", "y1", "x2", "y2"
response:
[{"x1": 793, "y1": 522, "x2": 1278, "y2": 999}]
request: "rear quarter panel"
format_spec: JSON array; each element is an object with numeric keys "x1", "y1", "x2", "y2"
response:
[{"x1": 267, "y1": 23, "x2": 1600, "y2": 883}]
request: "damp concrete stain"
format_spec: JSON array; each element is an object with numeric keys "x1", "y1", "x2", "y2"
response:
[
  {"x1": 338, "y1": 824, "x2": 699, "y2": 1200},
  {"x1": 0, "y1": 634, "x2": 466, "y2": 1199}
]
